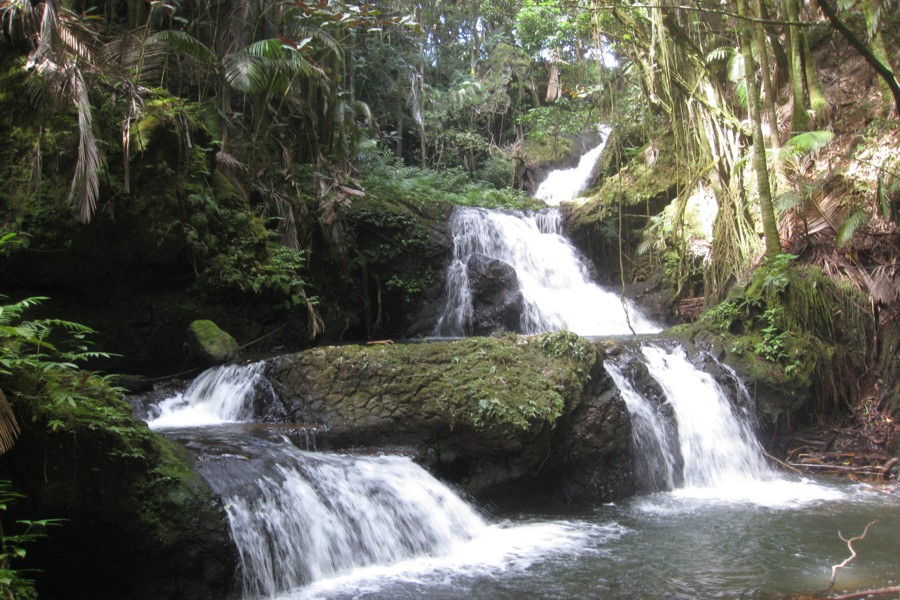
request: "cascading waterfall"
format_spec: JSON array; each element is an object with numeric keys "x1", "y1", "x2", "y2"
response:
[
  {"x1": 535, "y1": 129, "x2": 610, "y2": 206},
  {"x1": 640, "y1": 345, "x2": 771, "y2": 488},
  {"x1": 145, "y1": 364, "x2": 600, "y2": 599},
  {"x1": 192, "y1": 435, "x2": 487, "y2": 598},
  {"x1": 435, "y1": 207, "x2": 660, "y2": 337},
  {"x1": 607, "y1": 344, "x2": 783, "y2": 496},
  {"x1": 604, "y1": 362, "x2": 680, "y2": 491},
  {"x1": 147, "y1": 362, "x2": 271, "y2": 429}
]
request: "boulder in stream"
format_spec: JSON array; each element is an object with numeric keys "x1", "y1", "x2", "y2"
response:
[
  {"x1": 264, "y1": 332, "x2": 634, "y2": 505},
  {"x1": 185, "y1": 319, "x2": 240, "y2": 366},
  {"x1": 465, "y1": 254, "x2": 523, "y2": 334}
]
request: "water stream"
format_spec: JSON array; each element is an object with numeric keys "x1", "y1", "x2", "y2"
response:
[
  {"x1": 145, "y1": 355, "x2": 900, "y2": 600},
  {"x1": 534, "y1": 130, "x2": 610, "y2": 206},
  {"x1": 435, "y1": 208, "x2": 660, "y2": 337},
  {"x1": 141, "y1": 151, "x2": 898, "y2": 599}
]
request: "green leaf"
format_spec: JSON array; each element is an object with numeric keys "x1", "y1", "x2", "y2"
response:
[
  {"x1": 779, "y1": 130, "x2": 834, "y2": 162},
  {"x1": 836, "y1": 207, "x2": 868, "y2": 247},
  {"x1": 774, "y1": 190, "x2": 805, "y2": 213}
]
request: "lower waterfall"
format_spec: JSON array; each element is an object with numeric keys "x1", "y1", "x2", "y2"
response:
[
  {"x1": 606, "y1": 344, "x2": 846, "y2": 505},
  {"x1": 191, "y1": 432, "x2": 486, "y2": 598}
]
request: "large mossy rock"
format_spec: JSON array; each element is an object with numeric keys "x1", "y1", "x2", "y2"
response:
[
  {"x1": 670, "y1": 263, "x2": 875, "y2": 450},
  {"x1": 264, "y1": 332, "x2": 634, "y2": 505},
  {"x1": 185, "y1": 319, "x2": 240, "y2": 366}
]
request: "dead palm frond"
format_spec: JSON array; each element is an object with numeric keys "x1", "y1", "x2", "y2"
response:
[
  {"x1": 11, "y1": 0, "x2": 105, "y2": 222},
  {"x1": 0, "y1": 389, "x2": 20, "y2": 455},
  {"x1": 68, "y1": 66, "x2": 99, "y2": 222}
]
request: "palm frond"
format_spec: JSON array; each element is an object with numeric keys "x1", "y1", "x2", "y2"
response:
[
  {"x1": 0, "y1": 388, "x2": 20, "y2": 455},
  {"x1": 779, "y1": 130, "x2": 835, "y2": 162},
  {"x1": 67, "y1": 66, "x2": 100, "y2": 223},
  {"x1": 147, "y1": 29, "x2": 216, "y2": 64},
  {"x1": 861, "y1": 265, "x2": 898, "y2": 304},
  {"x1": 774, "y1": 190, "x2": 805, "y2": 214}
]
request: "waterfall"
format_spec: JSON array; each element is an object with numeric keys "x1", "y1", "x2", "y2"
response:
[
  {"x1": 640, "y1": 345, "x2": 771, "y2": 488},
  {"x1": 605, "y1": 362, "x2": 680, "y2": 491},
  {"x1": 535, "y1": 130, "x2": 610, "y2": 206},
  {"x1": 147, "y1": 362, "x2": 271, "y2": 429},
  {"x1": 193, "y1": 435, "x2": 486, "y2": 598},
  {"x1": 435, "y1": 207, "x2": 660, "y2": 337},
  {"x1": 608, "y1": 344, "x2": 774, "y2": 492}
]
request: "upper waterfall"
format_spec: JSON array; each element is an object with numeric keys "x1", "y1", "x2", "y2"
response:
[
  {"x1": 535, "y1": 128, "x2": 610, "y2": 206},
  {"x1": 435, "y1": 207, "x2": 661, "y2": 337}
]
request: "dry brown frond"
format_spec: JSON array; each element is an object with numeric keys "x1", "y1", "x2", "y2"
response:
[{"x1": 0, "y1": 388, "x2": 20, "y2": 455}]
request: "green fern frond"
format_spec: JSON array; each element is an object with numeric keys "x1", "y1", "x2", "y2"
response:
[
  {"x1": 836, "y1": 207, "x2": 868, "y2": 247},
  {"x1": 774, "y1": 190, "x2": 805, "y2": 214},
  {"x1": 778, "y1": 130, "x2": 834, "y2": 162}
]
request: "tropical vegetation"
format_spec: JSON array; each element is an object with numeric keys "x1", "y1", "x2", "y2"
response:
[{"x1": 0, "y1": 0, "x2": 898, "y2": 593}]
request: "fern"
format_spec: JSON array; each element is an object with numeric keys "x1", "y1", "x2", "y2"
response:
[
  {"x1": 836, "y1": 207, "x2": 868, "y2": 247},
  {"x1": 778, "y1": 130, "x2": 835, "y2": 162},
  {"x1": 774, "y1": 190, "x2": 805, "y2": 214}
]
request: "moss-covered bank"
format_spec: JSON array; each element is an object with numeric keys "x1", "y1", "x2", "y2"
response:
[
  {"x1": 670, "y1": 259, "x2": 875, "y2": 445},
  {"x1": 0, "y1": 375, "x2": 237, "y2": 600},
  {"x1": 266, "y1": 332, "x2": 634, "y2": 503}
]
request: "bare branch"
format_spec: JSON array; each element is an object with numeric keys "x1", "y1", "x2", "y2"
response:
[{"x1": 826, "y1": 519, "x2": 879, "y2": 591}]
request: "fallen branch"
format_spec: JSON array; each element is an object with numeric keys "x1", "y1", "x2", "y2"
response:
[
  {"x1": 826, "y1": 519, "x2": 879, "y2": 591},
  {"x1": 829, "y1": 585, "x2": 900, "y2": 599},
  {"x1": 765, "y1": 452, "x2": 803, "y2": 473}
]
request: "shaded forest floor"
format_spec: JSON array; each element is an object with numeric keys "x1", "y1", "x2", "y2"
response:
[{"x1": 775, "y1": 33, "x2": 899, "y2": 481}]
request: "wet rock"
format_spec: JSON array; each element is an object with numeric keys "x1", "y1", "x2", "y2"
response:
[
  {"x1": 263, "y1": 335, "x2": 633, "y2": 506},
  {"x1": 465, "y1": 254, "x2": 523, "y2": 335}
]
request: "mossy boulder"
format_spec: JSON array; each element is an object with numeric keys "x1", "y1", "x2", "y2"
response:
[
  {"x1": 264, "y1": 332, "x2": 634, "y2": 504},
  {"x1": 185, "y1": 320, "x2": 240, "y2": 366},
  {"x1": 672, "y1": 262, "x2": 874, "y2": 449}
]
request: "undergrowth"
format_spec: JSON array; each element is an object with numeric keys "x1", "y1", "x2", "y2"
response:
[
  {"x1": 359, "y1": 152, "x2": 543, "y2": 210},
  {"x1": 696, "y1": 256, "x2": 874, "y2": 418}
]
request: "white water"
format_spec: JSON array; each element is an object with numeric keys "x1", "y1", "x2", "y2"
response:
[
  {"x1": 611, "y1": 345, "x2": 842, "y2": 507},
  {"x1": 189, "y1": 434, "x2": 607, "y2": 600},
  {"x1": 535, "y1": 131, "x2": 610, "y2": 206},
  {"x1": 435, "y1": 207, "x2": 661, "y2": 336},
  {"x1": 147, "y1": 362, "x2": 267, "y2": 429},
  {"x1": 605, "y1": 362, "x2": 679, "y2": 491},
  {"x1": 222, "y1": 448, "x2": 486, "y2": 597}
]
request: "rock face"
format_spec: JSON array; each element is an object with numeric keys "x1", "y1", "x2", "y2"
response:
[
  {"x1": 466, "y1": 254, "x2": 523, "y2": 335},
  {"x1": 263, "y1": 333, "x2": 634, "y2": 505}
]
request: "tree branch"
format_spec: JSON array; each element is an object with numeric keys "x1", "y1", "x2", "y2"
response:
[
  {"x1": 814, "y1": 0, "x2": 900, "y2": 116},
  {"x1": 826, "y1": 519, "x2": 879, "y2": 591}
]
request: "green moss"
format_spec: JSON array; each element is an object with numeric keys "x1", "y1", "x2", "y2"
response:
[
  {"x1": 185, "y1": 319, "x2": 240, "y2": 364},
  {"x1": 303, "y1": 333, "x2": 597, "y2": 437},
  {"x1": 687, "y1": 260, "x2": 874, "y2": 420},
  {"x1": 569, "y1": 135, "x2": 684, "y2": 228}
]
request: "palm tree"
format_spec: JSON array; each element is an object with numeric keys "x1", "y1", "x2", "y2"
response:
[{"x1": 2, "y1": 0, "x2": 104, "y2": 223}]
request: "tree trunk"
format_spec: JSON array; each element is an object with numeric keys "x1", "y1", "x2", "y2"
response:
[
  {"x1": 815, "y1": 0, "x2": 900, "y2": 116},
  {"x1": 862, "y1": 0, "x2": 896, "y2": 114},
  {"x1": 758, "y1": 0, "x2": 790, "y2": 90},
  {"x1": 784, "y1": 0, "x2": 812, "y2": 132},
  {"x1": 802, "y1": 28, "x2": 829, "y2": 120},
  {"x1": 739, "y1": 0, "x2": 783, "y2": 258},
  {"x1": 755, "y1": 0, "x2": 789, "y2": 195}
]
